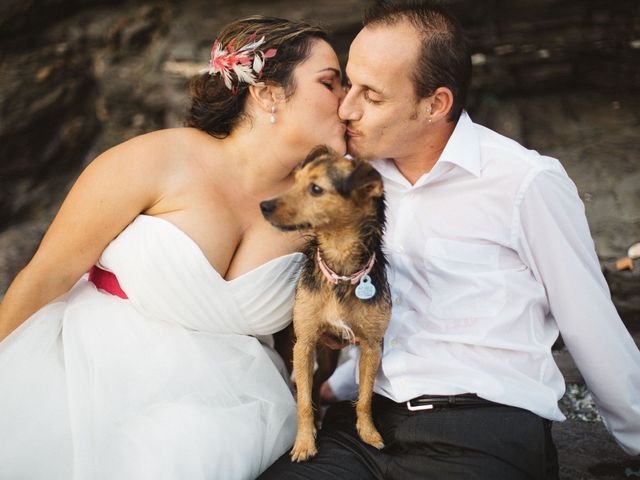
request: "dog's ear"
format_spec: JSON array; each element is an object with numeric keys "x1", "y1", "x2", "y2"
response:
[
  {"x1": 344, "y1": 161, "x2": 383, "y2": 198},
  {"x1": 299, "y1": 145, "x2": 335, "y2": 170}
]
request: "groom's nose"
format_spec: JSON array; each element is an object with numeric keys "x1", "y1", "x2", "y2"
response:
[{"x1": 338, "y1": 88, "x2": 361, "y2": 122}]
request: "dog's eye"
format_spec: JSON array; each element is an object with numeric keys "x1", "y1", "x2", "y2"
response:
[{"x1": 308, "y1": 183, "x2": 324, "y2": 196}]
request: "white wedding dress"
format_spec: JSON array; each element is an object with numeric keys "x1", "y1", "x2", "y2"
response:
[{"x1": 0, "y1": 215, "x2": 304, "y2": 480}]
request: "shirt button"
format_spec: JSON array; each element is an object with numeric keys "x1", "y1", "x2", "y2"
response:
[
  {"x1": 394, "y1": 297, "x2": 402, "y2": 305},
  {"x1": 395, "y1": 246, "x2": 404, "y2": 254},
  {"x1": 390, "y1": 338, "x2": 398, "y2": 347}
]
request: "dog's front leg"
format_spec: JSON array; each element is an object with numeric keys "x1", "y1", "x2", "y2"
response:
[
  {"x1": 355, "y1": 341, "x2": 385, "y2": 449},
  {"x1": 290, "y1": 335, "x2": 318, "y2": 462}
]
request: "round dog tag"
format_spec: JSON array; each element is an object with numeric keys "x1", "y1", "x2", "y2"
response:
[{"x1": 355, "y1": 275, "x2": 376, "y2": 300}]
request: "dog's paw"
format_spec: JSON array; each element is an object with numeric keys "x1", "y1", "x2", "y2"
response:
[
  {"x1": 357, "y1": 423, "x2": 385, "y2": 450},
  {"x1": 290, "y1": 436, "x2": 318, "y2": 462}
]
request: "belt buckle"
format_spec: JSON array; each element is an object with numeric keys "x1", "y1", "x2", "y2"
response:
[{"x1": 406, "y1": 400, "x2": 434, "y2": 411}]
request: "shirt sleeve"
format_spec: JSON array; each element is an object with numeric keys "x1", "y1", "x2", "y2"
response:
[
  {"x1": 327, "y1": 346, "x2": 359, "y2": 401},
  {"x1": 514, "y1": 164, "x2": 640, "y2": 455}
]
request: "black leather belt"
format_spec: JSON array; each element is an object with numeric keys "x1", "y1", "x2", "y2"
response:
[{"x1": 374, "y1": 393, "x2": 497, "y2": 412}]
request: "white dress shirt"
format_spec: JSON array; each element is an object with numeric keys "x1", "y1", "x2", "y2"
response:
[{"x1": 330, "y1": 111, "x2": 640, "y2": 455}]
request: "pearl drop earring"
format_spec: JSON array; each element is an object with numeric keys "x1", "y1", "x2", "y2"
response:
[{"x1": 269, "y1": 105, "x2": 276, "y2": 124}]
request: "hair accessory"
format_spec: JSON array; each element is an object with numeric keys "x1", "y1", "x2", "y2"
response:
[{"x1": 206, "y1": 33, "x2": 277, "y2": 94}]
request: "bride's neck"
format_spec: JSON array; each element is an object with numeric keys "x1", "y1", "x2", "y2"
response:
[{"x1": 210, "y1": 126, "x2": 299, "y2": 199}]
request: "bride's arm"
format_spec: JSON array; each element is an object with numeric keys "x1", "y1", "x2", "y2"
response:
[{"x1": 0, "y1": 133, "x2": 169, "y2": 341}]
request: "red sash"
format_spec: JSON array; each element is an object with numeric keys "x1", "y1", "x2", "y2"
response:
[{"x1": 88, "y1": 265, "x2": 128, "y2": 299}]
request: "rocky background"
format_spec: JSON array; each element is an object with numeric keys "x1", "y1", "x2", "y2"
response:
[{"x1": 1, "y1": 0, "x2": 639, "y2": 477}]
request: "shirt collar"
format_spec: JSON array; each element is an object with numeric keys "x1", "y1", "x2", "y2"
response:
[
  {"x1": 370, "y1": 110, "x2": 482, "y2": 185},
  {"x1": 435, "y1": 111, "x2": 481, "y2": 178}
]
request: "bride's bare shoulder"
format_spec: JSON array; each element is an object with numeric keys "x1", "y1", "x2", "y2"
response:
[
  {"x1": 108, "y1": 127, "x2": 211, "y2": 155},
  {"x1": 92, "y1": 127, "x2": 216, "y2": 176}
]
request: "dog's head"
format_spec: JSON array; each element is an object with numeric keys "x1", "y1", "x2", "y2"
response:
[{"x1": 260, "y1": 145, "x2": 384, "y2": 232}]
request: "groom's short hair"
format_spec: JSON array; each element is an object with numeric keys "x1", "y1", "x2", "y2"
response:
[{"x1": 364, "y1": 1, "x2": 471, "y2": 122}]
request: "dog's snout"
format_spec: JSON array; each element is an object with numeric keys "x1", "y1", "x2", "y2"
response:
[{"x1": 260, "y1": 200, "x2": 277, "y2": 216}]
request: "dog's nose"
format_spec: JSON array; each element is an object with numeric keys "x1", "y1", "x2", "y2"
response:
[{"x1": 260, "y1": 200, "x2": 277, "y2": 216}]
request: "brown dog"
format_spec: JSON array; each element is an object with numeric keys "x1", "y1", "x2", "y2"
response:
[{"x1": 260, "y1": 145, "x2": 391, "y2": 462}]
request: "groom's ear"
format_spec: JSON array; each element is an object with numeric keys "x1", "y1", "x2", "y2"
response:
[
  {"x1": 420, "y1": 86, "x2": 454, "y2": 124},
  {"x1": 248, "y1": 83, "x2": 285, "y2": 113}
]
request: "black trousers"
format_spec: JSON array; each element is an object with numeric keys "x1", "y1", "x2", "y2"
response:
[{"x1": 259, "y1": 395, "x2": 559, "y2": 480}]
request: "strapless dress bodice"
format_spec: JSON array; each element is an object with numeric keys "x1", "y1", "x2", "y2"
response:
[{"x1": 98, "y1": 215, "x2": 304, "y2": 334}]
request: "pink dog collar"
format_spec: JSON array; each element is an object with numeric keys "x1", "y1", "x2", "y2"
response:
[{"x1": 316, "y1": 250, "x2": 376, "y2": 285}]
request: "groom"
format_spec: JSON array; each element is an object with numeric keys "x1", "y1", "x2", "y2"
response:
[{"x1": 261, "y1": 1, "x2": 640, "y2": 478}]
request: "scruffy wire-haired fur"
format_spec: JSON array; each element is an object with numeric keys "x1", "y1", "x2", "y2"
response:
[
  {"x1": 364, "y1": 0, "x2": 472, "y2": 122},
  {"x1": 260, "y1": 145, "x2": 391, "y2": 462}
]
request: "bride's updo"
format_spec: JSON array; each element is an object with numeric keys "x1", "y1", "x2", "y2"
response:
[{"x1": 186, "y1": 16, "x2": 329, "y2": 138}]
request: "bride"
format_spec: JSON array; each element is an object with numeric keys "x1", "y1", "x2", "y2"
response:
[{"x1": 0, "y1": 16, "x2": 346, "y2": 480}]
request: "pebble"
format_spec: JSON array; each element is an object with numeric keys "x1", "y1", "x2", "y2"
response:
[{"x1": 560, "y1": 383, "x2": 602, "y2": 422}]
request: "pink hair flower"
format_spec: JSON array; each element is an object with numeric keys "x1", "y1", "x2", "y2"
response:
[{"x1": 206, "y1": 34, "x2": 278, "y2": 93}]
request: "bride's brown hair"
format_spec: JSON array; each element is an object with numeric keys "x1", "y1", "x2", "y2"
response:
[{"x1": 186, "y1": 16, "x2": 329, "y2": 138}]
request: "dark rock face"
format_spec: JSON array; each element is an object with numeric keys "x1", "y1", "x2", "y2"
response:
[
  {"x1": 604, "y1": 266, "x2": 640, "y2": 330},
  {"x1": 454, "y1": 0, "x2": 640, "y2": 95},
  {"x1": 0, "y1": 39, "x2": 99, "y2": 225},
  {"x1": 554, "y1": 418, "x2": 640, "y2": 479}
]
